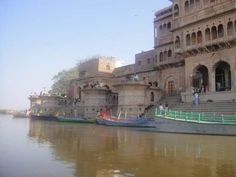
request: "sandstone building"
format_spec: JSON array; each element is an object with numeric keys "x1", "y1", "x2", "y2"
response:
[{"x1": 30, "y1": 0, "x2": 236, "y2": 118}]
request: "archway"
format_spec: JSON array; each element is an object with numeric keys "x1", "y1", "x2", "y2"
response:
[
  {"x1": 174, "y1": 4, "x2": 179, "y2": 16},
  {"x1": 77, "y1": 87, "x2": 82, "y2": 99},
  {"x1": 205, "y1": 28, "x2": 211, "y2": 41},
  {"x1": 185, "y1": 1, "x2": 189, "y2": 13},
  {"x1": 153, "y1": 81, "x2": 158, "y2": 87},
  {"x1": 150, "y1": 92, "x2": 154, "y2": 102},
  {"x1": 175, "y1": 36, "x2": 180, "y2": 48},
  {"x1": 192, "y1": 65, "x2": 209, "y2": 93},
  {"x1": 165, "y1": 76, "x2": 176, "y2": 96},
  {"x1": 214, "y1": 61, "x2": 231, "y2": 91}
]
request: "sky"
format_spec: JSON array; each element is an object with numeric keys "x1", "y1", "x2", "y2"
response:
[{"x1": 0, "y1": 0, "x2": 172, "y2": 110}]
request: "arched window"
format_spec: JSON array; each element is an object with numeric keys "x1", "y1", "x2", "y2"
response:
[
  {"x1": 190, "y1": 0, "x2": 194, "y2": 9},
  {"x1": 214, "y1": 61, "x2": 231, "y2": 92},
  {"x1": 191, "y1": 32, "x2": 196, "y2": 45},
  {"x1": 218, "y1": 24, "x2": 224, "y2": 38},
  {"x1": 153, "y1": 81, "x2": 158, "y2": 87},
  {"x1": 164, "y1": 51, "x2": 168, "y2": 61},
  {"x1": 185, "y1": 1, "x2": 189, "y2": 13},
  {"x1": 212, "y1": 26, "x2": 217, "y2": 40},
  {"x1": 167, "y1": 22, "x2": 171, "y2": 30},
  {"x1": 205, "y1": 28, "x2": 211, "y2": 41},
  {"x1": 159, "y1": 52, "x2": 163, "y2": 62},
  {"x1": 77, "y1": 87, "x2": 81, "y2": 99},
  {"x1": 175, "y1": 36, "x2": 180, "y2": 48},
  {"x1": 174, "y1": 4, "x2": 179, "y2": 16},
  {"x1": 149, "y1": 82, "x2": 153, "y2": 87},
  {"x1": 106, "y1": 64, "x2": 111, "y2": 70},
  {"x1": 197, "y1": 31, "x2": 202, "y2": 43},
  {"x1": 159, "y1": 25, "x2": 163, "y2": 31},
  {"x1": 235, "y1": 20, "x2": 236, "y2": 34},
  {"x1": 155, "y1": 55, "x2": 158, "y2": 63},
  {"x1": 168, "y1": 50, "x2": 172, "y2": 57},
  {"x1": 163, "y1": 23, "x2": 167, "y2": 29},
  {"x1": 192, "y1": 65, "x2": 209, "y2": 93},
  {"x1": 151, "y1": 92, "x2": 155, "y2": 102},
  {"x1": 195, "y1": 0, "x2": 200, "y2": 8},
  {"x1": 113, "y1": 95, "x2": 117, "y2": 104},
  {"x1": 227, "y1": 21, "x2": 234, "y2": 36},
  {"x1": 186, "y1": 34, "x2": 191, "y2": 46}
]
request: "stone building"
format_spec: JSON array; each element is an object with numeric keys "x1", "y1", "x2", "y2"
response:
[
  {"x1": 29, "y1": 93, "x2": 65, "y2": 116},
  {"x1": 31, "y1": 0, "x2": 235, "y2": 119},
  {"x1": 170, "y1": 0, "x2": 236, "y2": 102}
]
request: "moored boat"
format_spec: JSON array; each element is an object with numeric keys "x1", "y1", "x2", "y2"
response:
[
  {"x1": 96, "y1": 112, "x2": 155, "y2": 128},
  {"x1": 154, "y1": 110, "x2": 236, "y2": 136},
  {"x1": 30, "y1": 113, "x2": 58, "y2": 121},
  {"x1": 57, "y1": 116, "x2": 96, "y2": 123}
]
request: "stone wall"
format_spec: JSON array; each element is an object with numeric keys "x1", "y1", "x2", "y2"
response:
[
  {"x1": 134, "y1": 50, "x2": 155, "y2": 73},
  {"x1": 185, "y1": 47, "x2": 236, "y2": 93}
]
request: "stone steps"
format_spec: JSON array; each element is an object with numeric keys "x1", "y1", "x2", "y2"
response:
[
  {"x1": 170, "y1": 102, "x2": 236, "y2": 114},
  {"x1": 147, "y1": 97, "x2": 236, "y2": 116}
]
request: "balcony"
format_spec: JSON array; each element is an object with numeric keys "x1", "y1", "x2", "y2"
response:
[
  {"x1": 180, "y1": 35, "x2": 236, "y2": 57},
  {"x1": 154, "y1": 55, "x2": 184, "y2": 70},
  {"x1": 173, "y1": 0, "x2": 236, "y2": 30}
]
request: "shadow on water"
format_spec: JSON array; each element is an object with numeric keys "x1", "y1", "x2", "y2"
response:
[{"x1": 27, "y1": 119, "x2": 236, "y2": 177}]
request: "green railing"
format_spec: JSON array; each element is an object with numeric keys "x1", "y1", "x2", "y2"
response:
[{"x1": 155, "y1": 109, "x2": 236, "y2": 124}]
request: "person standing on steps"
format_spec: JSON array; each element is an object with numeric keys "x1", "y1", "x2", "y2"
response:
[
  {"x1": 159, "y1": 103, "x2": 164, "y2": 114},
  {"x1": 165, "y1": 103, "x2": 169, "y2": 114},
  {"x1": 194, "y1": 93, "x2": 200, "y2": 105}
]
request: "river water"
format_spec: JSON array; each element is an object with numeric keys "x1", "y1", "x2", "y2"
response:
[{"x1": 0, "y1": 114, "x2": 236, "y2": 177}]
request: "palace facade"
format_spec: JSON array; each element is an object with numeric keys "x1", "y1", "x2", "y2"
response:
[{"x1": 30, "y1": 0, "x2": 236, "y2": 119}]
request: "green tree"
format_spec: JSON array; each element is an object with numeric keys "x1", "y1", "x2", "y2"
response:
[{"x1": 51, "y1": 66, "x2": 79, "y2": 95}]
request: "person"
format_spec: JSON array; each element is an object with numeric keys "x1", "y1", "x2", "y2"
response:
[
  {"x1": 217, "y1": 82, "x2": 221, "y2": 91},
  {"x1": 194, "y1": 93, "x2": 199, "y2": 105},
  {"x1": 192, "y1": 87, "x2": 195, "y2": 96},
  {"x1": 159, "y1": 103, "x2": 164, "y2": 114},
  {"x1": 96, "y1": 110, "x2": 101, "y2": 118},
  {"x1": 101, "y1": 109, "x2": 107, "y2": 118},
  {"x1": 165, "y1": 103, "x2": 169, "y2": 113}
]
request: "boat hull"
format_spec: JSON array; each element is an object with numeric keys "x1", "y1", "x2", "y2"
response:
[
  {"x1": 154, "y1": 117, "x2": 236, "y2": 136},
  {"x1": 96, "y1": 117, "x2": 155, "y2": 128},
  {"x1": 30, "y1": 114, "x2": 58, "y2": 121},
  {"x1": 57, "y1": 117, "x2": 95, "y2": 123}
]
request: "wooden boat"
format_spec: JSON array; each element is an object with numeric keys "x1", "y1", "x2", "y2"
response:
[
  {"x1": 154, "y1": 110, "x2": 236, "y2": 135},
  {"x1": 30, "y1": 113, "x2": 58, "y2": 121},
  {"x1": 57, "y1": 116, "x2": 96, "y2": 123},
  {"x1": 96, "y1": 115, "x2": 155, "y2": 128}
]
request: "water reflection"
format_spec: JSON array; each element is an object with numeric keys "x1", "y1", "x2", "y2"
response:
[{"x1": 28, "y1": 120, "x2": 236, "y2": 177}]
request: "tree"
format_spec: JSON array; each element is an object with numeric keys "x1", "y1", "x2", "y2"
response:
[
  {"x1": 51, "y1": 56, "x2": 102, "y2": 96},
  {"x1": 51, "y1": 66, "x2": 79, "y2": 95}
]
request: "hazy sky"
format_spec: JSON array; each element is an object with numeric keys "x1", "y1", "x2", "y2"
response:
[{"x1": 0, "y1": 0, "x2": 172, "y2": 110}]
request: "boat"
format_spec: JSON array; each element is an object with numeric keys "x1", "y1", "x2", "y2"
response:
[
  {"x1": 30, "y1": 113, "x2": 58, "y2": 121},
  {"x1": 96, "y1": 111, "x2": 155, "y2": 128},
  {"x1": 57, "y1": 116, "x2": 96, "y2": 123},
  {"x1": 154, "y1": 110, "x2": 236, "y2": 136}
]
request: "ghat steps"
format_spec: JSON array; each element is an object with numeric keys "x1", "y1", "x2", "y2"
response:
[
  {"x1": 171, "y1": 102, "x2": 236, "y2": 114},
  {"x1": 146, "y1": 96, "x2": 236, "y2": 116}
]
